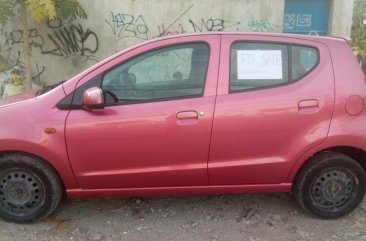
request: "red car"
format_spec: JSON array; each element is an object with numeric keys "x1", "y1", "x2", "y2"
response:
[{"x1": 0, "y1": 33, "x2": 365, "y2": 223}]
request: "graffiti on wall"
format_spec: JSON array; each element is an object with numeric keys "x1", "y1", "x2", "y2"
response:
[
  {"x1": 155, "y1": 4, "x2": 242, "y2": 38},
  {"x1": 0, "y1": 19, "x2": 99, "y2": 84},
  {"x1": 43, "y1": 19, "x2": 99, "y2": 60},
  {"x1": 284, "y1": 14, "x2": 312, "y2": 30},
  {"x1": 157, "y1": 24, "x2": 187, "y2": 37},
  {"x1": 284, "y1": 13, "x2": 321, "y2": 35},
  {"x1": 247, "y1": 17, "x2": 276, "y2": 32},
  {"x1": 105, "y1": 4, "x2": 274, "y2": 40},
  {"x1": 0, "y1": 26, "x2": 46, "y2": 83},
  {"x1": 156, "y1": 4, "x2": 193, "y2": 37},
  {"x1": 105, "y1": 12, "x2": 149, "y2": 41},
  {"x1": 188, "y1": 18, "x2": 241, "y2": 32}
]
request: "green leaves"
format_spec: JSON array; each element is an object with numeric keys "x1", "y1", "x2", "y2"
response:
[
  {"x1": 26, "y1": 0, "x2": 57, "y2": 23},
  {"x1": 352, "y1": 22, "x2": 366, "y2": 58},
  {"x1": 352, "y1": 0, "x2": 366, "y2": 59},
  {"x1": 0, "y1": 0, "x2": 87, "y2": 25},
  {"x1": 26, "y1": 0, "x2": 87, "y2": 23},
  {"x1": 55, "y1": 0, "x2": 87, "y2": 22},
  {"x1": 0, "y1": 0, "x2": 16, "y2": 25}
]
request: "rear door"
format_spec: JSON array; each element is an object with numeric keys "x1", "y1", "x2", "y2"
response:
[
  {"x1": 65, "y1": 35, "x2": 220, "y2": 189},
  {"x1": 208, "y1": 34, "x2": 334, "y2": 185}
]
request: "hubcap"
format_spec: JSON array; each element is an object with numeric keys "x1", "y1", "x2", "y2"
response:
[
  {"x1": 0, "y1": 169, "x2": 45, "y2": 216},
  {"x1": 310, "y1": 169, "x2": 357, "y2": 209}
]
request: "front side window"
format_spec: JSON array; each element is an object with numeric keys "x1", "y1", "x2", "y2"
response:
[{"x1": 102, "y1": 43, "x2": 209, "y2": 105}]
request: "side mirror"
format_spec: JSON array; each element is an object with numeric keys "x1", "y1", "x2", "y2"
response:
[{"x1": 82, "y1": 87, "x2": 105, "y2": 109}]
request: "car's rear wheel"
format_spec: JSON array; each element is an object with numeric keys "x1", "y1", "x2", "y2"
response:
[
  {"x1": 0, "y1": 154, "x2": 63, "y2": 223},
  {"x1": 294, "y1": 152, "x2": 366, "y2": 218}
]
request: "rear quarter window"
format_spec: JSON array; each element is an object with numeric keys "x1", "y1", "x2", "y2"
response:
[{"x1": 291, "y1": 45, "x2": 318, "y2": 80}]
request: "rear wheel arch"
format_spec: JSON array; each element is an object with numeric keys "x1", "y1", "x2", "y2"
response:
[{"x1": 292, "y1": 146, "x2": 366, "y2": 183}]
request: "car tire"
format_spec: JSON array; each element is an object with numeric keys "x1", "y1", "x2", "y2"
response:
[
  {"x1": 0, "y1": 154, "x2": 63, "y2": 223},
  {"x1": 294, "y1": 152, "x2": 366, "y2": 218}
]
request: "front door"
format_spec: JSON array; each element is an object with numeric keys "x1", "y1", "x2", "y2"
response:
[{"x1": 65, "y1": 36, "x2": 220, "y2": 189}]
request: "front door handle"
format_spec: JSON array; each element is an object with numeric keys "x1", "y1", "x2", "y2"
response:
[{"x1": 176, "y1": 111, "x2": 198, "y2": 120}]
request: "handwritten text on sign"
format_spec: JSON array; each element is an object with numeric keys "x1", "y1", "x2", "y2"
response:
[{"x1": 237, "y1": 50, "x2": 283, "y2": 80}]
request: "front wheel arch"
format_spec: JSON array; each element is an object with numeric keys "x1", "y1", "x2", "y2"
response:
[{"x1": 0, "y1": 151, "x2": 66, "y2": 195}]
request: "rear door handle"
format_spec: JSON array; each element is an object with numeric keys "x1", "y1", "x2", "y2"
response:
[
  {"x1": 176, "y1": 111, "x2": 198, "y2": 120},
  {"x1": 298, "y1": 99, "x2": 319, "y2": 108},
  {"x1": 298, "y1": 99, "x2": 319, "y2": 114}
]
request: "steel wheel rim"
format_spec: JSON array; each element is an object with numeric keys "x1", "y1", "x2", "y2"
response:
[
  {"x1": 310, "y1": 168, "x2": 358, "y2": 210},
  {"x1": 0, "y1": 168, "x2": 46, "y2": 217}
]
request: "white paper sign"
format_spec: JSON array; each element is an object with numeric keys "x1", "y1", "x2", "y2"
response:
[{"x1": 237, "y1": 50, "x2": 283, "y2": 80}]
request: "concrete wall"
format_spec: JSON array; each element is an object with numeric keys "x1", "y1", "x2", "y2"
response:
[
  {"x1": 328, "y1": 0, "x2": 355, "y2": 37},
  {"x1": 0, "y1": 0, "x2": 285, "y2": 87},
  {"x1": 0, "y1": 0, "x2": 353, "y2": 88}
]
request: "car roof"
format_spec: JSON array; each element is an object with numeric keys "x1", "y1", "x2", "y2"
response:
[{"x1": 151, "y1": 31, "x2": 348, "y2": 45}]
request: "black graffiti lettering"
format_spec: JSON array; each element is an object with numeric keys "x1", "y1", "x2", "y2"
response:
[
  {"x1": 32, "y1": 62, "x2": 45, "y2": 84},
  {"x1": 63, "y1": 26, "x2": 79, "y2": 53},
  {"x1": 45, "y1": 34, "x2": 62, "y2": 56},
  {"x1": 5, "y1": 30, "x2": 23, "y2": 46},
  {"x1": 193, "y1": 19, "x2": 224, "y2": 32},
  {"x1": 136, "y1": 15, "x2": 149, "y2": 34},
  {"x1": 28, "y1": 29, "x2": 44, "y2": 48},
  {"x1": 1, "y1": 28, "x2": 44, "y2": 66},
  {"x1": 157, "y1": 23, "x2": 186, "y2": 37},
  {"x1": 157, "y1": 4, "x2": 193, "y2": 37},
  {"x1": 0, "y1": 20, "x2": 99, "y2": 88},
  {"x1": 123, "y1": 14, "x2": 136, "y2": 35},
  {"x1": 105, "y1": 12, "x2": 149, "y2": 41},
  {"x1": 189, "y1": 18, "x2": 240, "y2": 32},
  {"x1": 42, "y1": 20, "x2": 99, "y2": 57},
  {"x1": 3, "y1": 46, "x2": 21, "y2": 66},
  {"x1": 0, "y1": 19, "x2": 100, "y2": 85},
  {"x1": 4, "y1": 29, "x2": 45, "y2": 50}
]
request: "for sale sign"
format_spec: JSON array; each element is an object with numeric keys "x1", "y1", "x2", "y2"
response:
[{"x1": 237, "y1": 50, "x2": 283, "y2": 80}]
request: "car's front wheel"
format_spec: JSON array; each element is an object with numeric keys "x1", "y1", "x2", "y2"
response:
[
  {"x1": 294, "y1": 152, "x2": 366, "y2": 218},
  {"x1": 0, "y1": 154, "x2": 63, "y2": 223}
]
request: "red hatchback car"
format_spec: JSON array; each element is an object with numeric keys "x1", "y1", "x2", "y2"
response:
[{"x1": 0, "y1": 33, "x2": 365, "y2": 223}]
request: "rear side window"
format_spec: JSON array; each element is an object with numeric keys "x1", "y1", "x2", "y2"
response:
[{"x1": 230, "y1": 42, "x2": 319, "y2": 92}]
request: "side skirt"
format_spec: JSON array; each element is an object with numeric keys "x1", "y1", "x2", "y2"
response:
[{"x1": 66, "y1": 183, "x2": 292, "y2": 198}]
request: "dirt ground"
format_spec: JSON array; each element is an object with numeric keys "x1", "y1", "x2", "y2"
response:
[{"x1": 0, "y1": 193, "x2": 365, "y2": 241}]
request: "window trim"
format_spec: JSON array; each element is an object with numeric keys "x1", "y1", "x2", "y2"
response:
[
  {"x1": 100, "y1": 41, "x2": 211, "y2": 107},
  {"x1": 228, "y1": 40, "x2": 320, "y2": 94}
]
